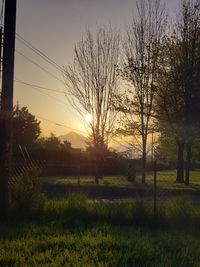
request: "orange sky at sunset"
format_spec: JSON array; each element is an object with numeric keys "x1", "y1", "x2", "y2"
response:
[{"x1": 11, "y1": 0, "x2": 179, "y2": 137}]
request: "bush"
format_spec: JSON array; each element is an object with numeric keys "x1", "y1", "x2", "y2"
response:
[
  {"x1": 28, "y1": 192, "x2": 46, "y2": 214},
  {"x1": 10, "y1": 166, "x2": 46, "y2": 215}
]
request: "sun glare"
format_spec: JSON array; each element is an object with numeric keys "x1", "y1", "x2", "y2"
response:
[{"x1": 84, "y1": 114, "x2": 93, "y2": 123}]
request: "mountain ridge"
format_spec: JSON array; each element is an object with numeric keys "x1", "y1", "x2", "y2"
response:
[{"x1": 58, "y1": 131, "x2": 87, "y2": 149}]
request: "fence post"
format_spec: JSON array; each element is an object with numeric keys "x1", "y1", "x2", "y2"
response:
[
  {"x1": 153, "y1": 160, "x2": 157, "y2": 217},
  {"x1": 77, "y1": 165, "x2": 80, "y2": 186}
]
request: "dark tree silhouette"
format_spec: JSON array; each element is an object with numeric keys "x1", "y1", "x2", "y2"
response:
[
  {"x1": 64, "y1": 27, "x2": 120, "y2": 184},
  {"x1": 13, "y1": 104, "x2": 41, "y2": 150},
  {"x1": 117, "y1": 0, "x2": 166, "y2": 184},
  {"x1": 155, "y1": 0, "x2": 200, "y2": 184}
]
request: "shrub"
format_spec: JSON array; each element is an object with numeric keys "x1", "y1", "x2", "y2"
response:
[
  {"x1": 10, "y1": 166, "x2": 46, "y2": 215},
  {"x1": 28, "y1": 192, "x2": 46, "y2": 215}
]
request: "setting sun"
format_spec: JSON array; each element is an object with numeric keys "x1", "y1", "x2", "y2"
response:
[
  {"x1": 84, "y1": 114, "x2": 93, "y2": 123},
  {"x1": 1, "y1": 0, "x2": 199, "y2": 265}
]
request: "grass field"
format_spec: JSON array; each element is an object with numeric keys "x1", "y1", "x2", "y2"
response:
[
  {"x1": 3, "y1": 172, "x2": 199, "y2": 266},
  {"x1": 40, "y1": 170, "x2": 200, "y2": 193},
  {"x1": 2, "y1": 190, "x2": 200, "y2": 266},
  {"x1": 1, "y1": 222, "x2": 200, "y2": 267}
]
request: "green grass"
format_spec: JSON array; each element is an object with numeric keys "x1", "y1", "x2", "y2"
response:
[
  {"x1": 41, "y1": 175, "x2": 132, "y2": 188},
  {"x1": 145, "y1": 170, "x2": 200, "y2": 195},
  {"x1": 41, "y1": 170, "x2": 200, "y2": 194},
  {"x1": 3, "y1": 193, "x2": 200, "y2": 266},
  {"x1": 1, "y1": 220, "x2": 200, "y2": 266}
]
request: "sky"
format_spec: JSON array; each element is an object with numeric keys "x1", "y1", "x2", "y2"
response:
[{"x1": 5, "y1": 0, "x2": 180, "y2": 137}]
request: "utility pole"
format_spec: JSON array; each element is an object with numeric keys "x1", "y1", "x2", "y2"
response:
[{"x1": 0, "y1": 0, "x2": 17, "y2": 219}]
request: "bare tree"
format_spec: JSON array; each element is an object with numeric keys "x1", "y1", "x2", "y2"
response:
[
  {"x1": 64, "y1": 27, "x2": 120, "y2": 184},
  {"x1": 120, "y1": 0, "x2": 166, "y2": 184}
]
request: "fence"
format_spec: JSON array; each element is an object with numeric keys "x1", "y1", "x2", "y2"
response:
[{"x1": 10, "y1": 147, "x2": 200, "y2": 221}]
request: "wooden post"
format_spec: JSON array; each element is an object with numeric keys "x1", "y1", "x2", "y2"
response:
[
  {"x1": 153, "y1": 160, "x2": 157, "y2": 217},
  {"x1": 0, "y1": 0, "x2": 17, "y2": 219}
]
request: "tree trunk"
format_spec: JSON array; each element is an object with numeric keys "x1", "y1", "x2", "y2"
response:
[
  {"x1": 141, "y1": 147, "x2": 146, "y2": 184},
  {"x1": 127, "y1": 159, "x2": 136, "y2": 182},
  {"x1": 95, "y1": 156, "x2": 99, "y2": 185},
  {"x1": 185, "y1": 143, "x2": 191, "y2": 185},
  {"x1": 95, "y1": 153, "x2": 104, "y2": 184},
  {"x1": 176, "y1": 141, "x2": 184, "y2": 183}
]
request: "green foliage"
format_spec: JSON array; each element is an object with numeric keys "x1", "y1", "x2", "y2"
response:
[
  {"x1": 157, "y1": 133, "x2": 178, "y2": 166},
  {"x1": 41, "y1": 170, "x2": 200, "y2": 192},
  {"x1": 3, "y1": 192, "x2": 200, "y2": 265},
  {"x1": 66, "y1": 192, "x2": 88, "y2": 216},
  {"x1": 91, "y1": 201, "x2": 132, "y2": 225},
  {"x1": 165, "y1": 197, "x2": 194, "y2": 229},
  {"x1": 10, "y1": 166, "x2": 46, "y2": 215},
  {"x1": 38, "y1": 133, "x2": 62, "y2": 151},
  {"x1": 28, "y1": 192, "x2": 47, "y2": 215},
  {"x1": 0, "y1": 221, "x2": 200, "y2": 266},
  {"x1": 13, "y1": 104, "x2": 41, "y2": 149}
]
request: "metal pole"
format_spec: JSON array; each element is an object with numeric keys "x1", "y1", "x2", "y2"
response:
[
  {"x1": 0, "y1": 0, "x2": 17, "y2": 219},
  {"x1": 0, "y1": 26, "x2": 3, "y2": 105},
  {"x1": 153, "y1": 160, "x2": 157, "y2": 217},
  {"x1": 0, "y1": 26, "x2": 3, "y2": 75}
]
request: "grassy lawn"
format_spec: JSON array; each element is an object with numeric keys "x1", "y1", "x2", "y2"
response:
[
  {"x1": 41, "y1": 175, "x2": 132, "y2": 188},
  {"x1": 2, "y1": 191, "x2": 200, "y2": 267},
  {"x1": 0, "y1": 220, "x2": 200, "y2": 267},
  {"x1": 146, "y1": 170, "x2": 200, "y2": 192},
  {"x1": 41, "y1": 170, "x2": 200, "y2": 192}
]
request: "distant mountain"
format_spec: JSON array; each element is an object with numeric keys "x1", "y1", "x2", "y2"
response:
[{"x1": 58, "y1": 131, "x2": 87, "y2": 149}]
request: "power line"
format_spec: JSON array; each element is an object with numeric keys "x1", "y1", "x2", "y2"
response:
[
  {"x1": 16, "y1": 33, "x2": 64, "y2": 73},
  {"x1": 15, "y1": 50, "x2": 64, "y2": 84},
  {"x1": 14, "y1": 33, "x2": 87, "y2": 135},
  {"x1": 34, "y1": 112, "x2": 127, "y2": 149},
  {"x1": 14, "y1": 77, "x2": 81, "y2": 120},
  {"x1": 16, "y1": 78, "x2": 69, "y2": 107},
  {"x1": 13, "y1": 28, "x2": 129, "y2": 151},
  {"x1": 35, "y1": 114, "x2": 86, "y2": 135},
  {"x1": 15, "y1": 79, "x2": 65, "y2": 94}
]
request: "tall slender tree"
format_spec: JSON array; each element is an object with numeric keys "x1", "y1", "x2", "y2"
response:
[
  {"x1": 64, "y1": 27, "x2": 120, "y2": 184},
  {"x1": 178, "y1": 0, "x2": 200, "y2": 184},
  {"x1": 155, "y1": 0, "x2": 200, "y2": 184},
  {"x1": 119, "y1": 0, "x2": 166, "y2": 184}
]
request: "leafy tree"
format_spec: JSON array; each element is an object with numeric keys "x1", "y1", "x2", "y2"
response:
[
  {"x1": 13, "y1": 105, "x2": 41, "y2": 150},
  {"x1": 62, "y1": 140, "x2": 72, "y2": 151},
  {"x1": 157, "y1": 133, "x2": 179, "y2": 167},
  {"x1": 178, "y1": 0, "x2": 200, "y2": 184},
  {"x1": 154, "y1": 38, "x2": 186, "y2": 182},
  {"x1": 116, "y1": 0, "x2": 166, "y2": 184},
  {"x1": 155, "y1": 0, "x2": 200, "y2": 184},
  {"x1": 39, "y1": 133, "x2": 61, "y2": 151}
]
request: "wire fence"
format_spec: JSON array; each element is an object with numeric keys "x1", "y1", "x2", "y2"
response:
[{"x1": 10, "y1": 146, "x2": 200, "y2": 219}]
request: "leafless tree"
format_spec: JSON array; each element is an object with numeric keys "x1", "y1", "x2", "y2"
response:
[
  {"x1": 64, "y1": 27, "x2": 120, "y2": 184},
  {"x1": 121, "y1": 0, "x2": 166, "y2": 184}
]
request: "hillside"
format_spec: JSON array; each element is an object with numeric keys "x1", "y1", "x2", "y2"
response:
[{"x1": 58, "y1": 131, "x2": 87, "y2": 149}]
